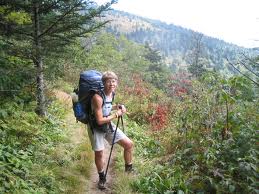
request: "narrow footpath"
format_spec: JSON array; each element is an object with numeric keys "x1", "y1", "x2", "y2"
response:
[{"x1": 85, "y1": 143, "x2": 116, "y2": 194}]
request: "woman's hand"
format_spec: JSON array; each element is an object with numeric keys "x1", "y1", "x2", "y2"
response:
[
  {"x1": 117, "y1": 109, "x2": 123, "y2": 117},
  {"x1": 116, "y1": 104, "x2": 126, "y2": 116},
  {"x1": 119, "y1": 104, "x2": 126, "y2": 113}
]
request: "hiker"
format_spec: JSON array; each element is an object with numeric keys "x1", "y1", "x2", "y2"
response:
[{"x1": 87, "y1": 71, "x2": 134, "y2": 189}]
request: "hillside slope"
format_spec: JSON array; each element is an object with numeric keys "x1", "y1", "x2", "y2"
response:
[{"x1": 103, "y1": 10, "x2": 258, "y2": 73}]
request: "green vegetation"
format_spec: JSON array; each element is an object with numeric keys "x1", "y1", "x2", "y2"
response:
[
  {"x1": 0, "y1": 97, "x2": 93, "y2": 193},
  {"x1": 131, "y1": 72, "x2": 258, "y2": 194},
  {"x1": 1, "y1": 10, "x2": 258, "y2": 193}
]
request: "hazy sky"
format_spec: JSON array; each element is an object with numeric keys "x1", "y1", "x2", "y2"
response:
[{"x1": 95, "y1": 0, "x2": 259, "y2": 48}]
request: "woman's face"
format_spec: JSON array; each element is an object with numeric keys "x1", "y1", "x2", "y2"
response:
[{"x1": 104, "y1": 78, "x2": 117, "y2": 92}]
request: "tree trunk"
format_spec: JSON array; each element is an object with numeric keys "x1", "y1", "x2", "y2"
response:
[
  {"x1": 33, "y1": 2, "x2": 46, "y2": 116},
  {"x1": 222, "y1": 98, "x2": 230, "y2": 140}
]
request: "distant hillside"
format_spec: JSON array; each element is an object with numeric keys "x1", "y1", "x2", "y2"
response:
[{"x1": 103, "y1": 10, "x2": 258, "y2": 74}]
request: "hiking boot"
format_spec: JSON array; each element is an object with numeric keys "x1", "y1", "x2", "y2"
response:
[
  {"x1": 125, "y1": 163, "x2": 134, "y2": 173},
  {"x1": 98, "y1": 179, "x2": 106, "y2": 190},
  {"x1": 98, "y1": 171, "x2": 106, "y2": 190}
]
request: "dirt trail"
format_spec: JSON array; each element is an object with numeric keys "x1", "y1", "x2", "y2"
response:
[
  {"x1": 54, "y1": 90, "x2": 115, "y2": 194},
  {"x1": 86, "y1": 143, "x2": 116, "y2": 194}
]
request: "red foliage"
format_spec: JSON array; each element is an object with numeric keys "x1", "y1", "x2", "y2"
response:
[
  {"x1": 168, "y1": 72, "x2": 192, "y2": 98},
  {"x1": 148, "y1": 104, "x2": 168, "y2": 131},
  {"x1": 122, "y1": 73, "x2": 171, "y2": 131},
  {"x1": 124, "y1": 74, "x2": 150, "y2": 97}
]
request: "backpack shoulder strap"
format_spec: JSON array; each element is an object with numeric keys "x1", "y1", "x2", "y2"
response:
[
  {"x1": 112, "y1": 92, "x2": 115, "y2": 103},
  {"x1": 92, "y1": 90, "x2": 114, "y2": 107},
  {"x1": 92, "y1": 90, "x2": 106, "y2": 107},
  {"x1": 101, "y1": 91, "x2": 115, "y2": 105}
]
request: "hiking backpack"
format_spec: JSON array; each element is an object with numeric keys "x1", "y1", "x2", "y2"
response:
[
  {"x1": 72, "y1": 70, "x2": 115, "y2": 132},
  {"x1": 72, "y1": 70, "x2": 104, "y2": 124}
]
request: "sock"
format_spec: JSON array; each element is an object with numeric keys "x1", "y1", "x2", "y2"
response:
[
  {"x1": 125, "y1": 163, "x2": 133, "y2": 172},
  {"x1": 98, "y1": 171, "x2": 106, "y2": 181}
]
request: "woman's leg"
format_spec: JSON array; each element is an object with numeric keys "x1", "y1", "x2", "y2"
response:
[
  {"x1": 117, "y1": 137, "x2": 133, "y2": 165},
  {"x1": 95, "y1": 150, "x2": 104, "y2": 172}
]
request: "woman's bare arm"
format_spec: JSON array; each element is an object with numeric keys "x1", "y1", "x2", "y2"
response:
[{"x1": 92, "y1": 94, "x2": 118, "y2": 125}]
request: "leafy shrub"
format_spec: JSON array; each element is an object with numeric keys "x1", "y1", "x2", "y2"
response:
[
  {"x1": 126, "y1": 120, "x2": 164, "y2": 158},
  {"x1": 132, "y1": 73, "x2": 258, "y2": 194},
  {"x1": 0, "y1": 97, "x2": 88, "y2": 193}
]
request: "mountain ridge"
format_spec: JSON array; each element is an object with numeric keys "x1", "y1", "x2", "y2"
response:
[
  {"x1": 102, "y1": 10, "x2": 258, "y2": 73},
  {"x1": 108, "y1": 10, "x2": 249, "y2": 49}
]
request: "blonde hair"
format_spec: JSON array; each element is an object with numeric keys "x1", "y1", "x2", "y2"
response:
[{"x1": 102, "y1": 71, "x2": 118, "y2": 83}]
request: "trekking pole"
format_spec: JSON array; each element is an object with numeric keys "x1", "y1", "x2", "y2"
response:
[
  {"x1": 104, "y1": 116, "x2": 120, "y2": 179},
  {"x1": 120, "y1": 116, "x2": 125, "y2": 132}
]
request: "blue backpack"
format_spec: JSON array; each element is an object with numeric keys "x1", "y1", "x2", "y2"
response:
[{"x1": 72, "y1": 70, "x2": 104, "y2": 124}]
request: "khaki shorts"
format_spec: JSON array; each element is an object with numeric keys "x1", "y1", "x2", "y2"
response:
[{"x1": 87, "y1": 123, "x2": 127, "y2": 151}]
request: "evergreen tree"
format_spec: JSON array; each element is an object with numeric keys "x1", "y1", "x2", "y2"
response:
[
  {"x1": 144, "y1": 43, "x2": 162, "y2": 64},
  {"x1": 144, "y1": 44, "x2": 170, "y2": 90},
  {"x1": 0, "y1": 0, "x2": 115, "y2": 116},
  {"x1": 187, "y1": 33, "x2": 207, "y2": 77}
]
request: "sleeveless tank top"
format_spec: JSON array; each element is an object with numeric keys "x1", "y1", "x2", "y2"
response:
[
  {"x1": 90, "y1": 93, "x2": 113, "y2": 132},
  {"x1": 102, "y1": 95, "x2": 113, "y2": 117}
]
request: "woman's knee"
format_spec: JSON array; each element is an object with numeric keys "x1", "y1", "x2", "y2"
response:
[
  {"x1": 120, "y1": 138, "x2": 133, "y2": 150},
  {"x1": 128, "y1": 139, "x2": 134, "y2": 150}
]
